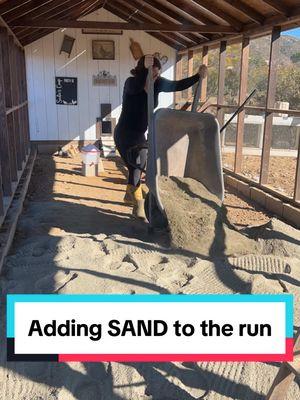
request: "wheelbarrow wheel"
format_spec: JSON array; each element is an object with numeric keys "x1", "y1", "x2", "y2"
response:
[{"x1": 144, "y1": 192, "x2": 168, "y2": 230}]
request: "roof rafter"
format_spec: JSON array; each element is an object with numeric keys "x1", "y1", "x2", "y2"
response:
[
  {"x1": 116, "y1": 0, "x2": 203, "y2": 44},
  {"x1": 167, "y1": 0, "x2": 223, "y2": 26},
  {"x1": 191, "y1": 0, "x2": 243, "y2": 30},
  {"x1": 104, "y1": 1, "x2": 184, "y2": 50},
  {"x1": 21, "y1": 0, "x2": 103, "y2": 45},
  {"x1": 178, "y1": 5, "x2": 300, "y2": 53},
  {"x1": 0, "y1": 0, "x2": 31, "y2": 16},
  {"x1": 260, "y1": 0, "x2": 289, "y2": 15},
  {"x1": 20, "y1": 0, "x2": 102, "y2": 43},
  {"x1": 16, "y1": 0, "x2": 99, "y2": 40},
  {"x1": 140, "y1": 0, "x2": 212, "y2": 41},
  {"x1": 106, "y1": 0, "x2": 193, "y2": 47},
  {"x1": 221, "y1": 0, "x2": 265, "y2": 24},
  {"x1": 4, "y1": 0, "x2": 56, "y2": 22},
  {"x1": 13, "y1": 19, "x2": 236, "y2": 33}
]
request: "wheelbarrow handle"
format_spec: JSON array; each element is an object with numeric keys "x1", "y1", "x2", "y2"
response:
[
  {"x1": 191, "y1": 76, "x2": 202, "y2": 113},
  {"x1": 220, "y1": 89, "x2": 256, "y2": 133}
]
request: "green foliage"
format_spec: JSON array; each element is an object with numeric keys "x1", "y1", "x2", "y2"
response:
[
  {"x1": 276, "y1": 65, "x2": 300, "y2": 109},
  {"x1": 192, "y1": 45, "x2": 299, "y2": 109},
  {"x1": 290, "y1": 52, "x2": 300, "y2": 63},
  {"x1": 182, "y1": 37, "x2": 300, "y2": 109}
]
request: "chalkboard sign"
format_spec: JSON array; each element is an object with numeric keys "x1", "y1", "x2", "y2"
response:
[{"x1": 55, "y1": 77, "x2": 77, "y2": 105}]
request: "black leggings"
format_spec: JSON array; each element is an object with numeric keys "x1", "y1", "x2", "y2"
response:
[{"x1": 114, "y1": 133, "x2": 147, "y2": 187}]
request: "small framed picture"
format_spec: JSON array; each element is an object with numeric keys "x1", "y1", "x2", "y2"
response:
[{"x1": 92, "y1": 40, "x2": 115, "y2": 60}]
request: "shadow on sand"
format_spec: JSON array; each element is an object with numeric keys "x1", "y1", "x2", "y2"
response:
[{"x1": 0, "y1": 155, "x2": 288, "y2": 400}]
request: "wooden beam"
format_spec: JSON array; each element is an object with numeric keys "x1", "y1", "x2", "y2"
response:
[
  {"x1": 4, "y1": 0, "x2": 55, "y2": 22},
  {"x1": 0, "y1": 16, "x2": 22, "y2": 47},
  {"x1": 15, "y1": 45, "x2": 26, "y2": 163},
  {"x1": 10, "y1": 19, "x2": 237, "y2": 33},
  {"x1": 108, "y1": 0, "x2": 192, "y2": 47},
  {"x1": 201, "y1": 46, "x2": 208, "y2": 102},
  {"x1": 175, "y1": 53, "x2": 183, "y2": 106},
  {"x1": 260, "y1": 26, "x2": 281, "y2": 185},
  {"x1": 222, "y1": 0, "x2": 265, "y2": 24},
  {"x1": 217, "y1": 41, "x2": 227, "y2": 128},
  {"x1": 0, "y1": 27, "x2": 18, "y2": 181},
  {"x1": 5, "y1": 0, "x2": 84, "y2": 23},
  {"x1": 261, "y1": 0, "x2": 289, "y2": 15},
  {"x1": 0, "y1": 31, "x2": 12, "y2": 196},
  {"x1": 187, "y1": 49, "x2": 194, "y2": 100},
  {"x1": 8, "y1": 36, "x2": 22, "y2": 170},
  {"x1": 115, "y1": 0, "x2": 202, "y2": 45},
  {"x1": 15, "y1": 0, "x2": 100, "y2": 40},
  {"x1": 0, "y1": 27, "x2": 12, "y2": 107},
  {"x1": 105, "y1": 1, "x2": 189, "y2": 48},
  {"x1": 294, "y1": 136, "x2": 300, "y2": 202},
  {"x1": 167, "y1": 0, "x2": 224, "y2": 27},
  {"x1": 234, "y1": 36, "x2": 250, "y2": 173},
  {"x1": 0, "y1": 165, "x2": 3, "y2": 216},
  {"x1": 0, "y1": 150, "x2": 35, "y2": 271},
  {"x1": 177, "y1": 8, "x2": 300, "y2": 54},
  {"x1": 0, "y1": 28, "x2": 17, "y2": 182},
  {"x1": 140, "y1": 0, "x2": 211, "y2": 41},
  {"x1": 104, "y1": 2, "x2": 184, "y2": 50},
  {"x1": 18, "y1": 0, "x2": 103, "y2": 44},
  {"x1": 192, "y1": 0, "x2": 243, "y2": 30},
  {"x1": 0, "y1": 0, "x2": 30, "y2": 16}
]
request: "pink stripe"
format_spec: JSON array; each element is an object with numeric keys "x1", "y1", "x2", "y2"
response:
[
  {"x1": 59, "y1": 339, "x2": 294, "y2": 363},
  {"x1": 59, "y1": 354, "x2": 290, "y2": 362}
]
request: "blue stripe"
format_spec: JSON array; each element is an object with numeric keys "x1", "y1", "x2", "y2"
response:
[
  {"x1": 7, "y1": 294, "x2": 293, "y2": 338},
  {"x1": 7, "y1": 295, "x2": 15, "y2": 338},
  {"x1": 284, "y1": 295, "x2": 293, "y2": 338}
]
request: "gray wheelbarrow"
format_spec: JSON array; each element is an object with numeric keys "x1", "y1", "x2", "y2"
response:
[{"x1": 144, "y1": 67, "x2": 224, "y2": 230}]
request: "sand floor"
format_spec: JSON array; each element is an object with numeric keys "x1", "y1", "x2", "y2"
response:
[{"x1": 0, "y1": 155, "x2": 299, "y2": 400}]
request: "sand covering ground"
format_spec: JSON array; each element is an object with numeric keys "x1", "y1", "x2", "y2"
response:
[
  {"x1": 158, "y1": 176, "x2": 259, "y2": 257},
  {"x1": 0, "y1": 156, "x2": 299, "y2": 400}
]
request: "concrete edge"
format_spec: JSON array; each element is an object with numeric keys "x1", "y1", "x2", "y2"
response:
[{"x1": 224, "y1": 173, "x2": 300, "y2": 229}]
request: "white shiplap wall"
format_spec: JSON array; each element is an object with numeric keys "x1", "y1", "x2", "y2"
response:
[{"x1": 25, "y1": 8, "x2": 176, "y2": 142}]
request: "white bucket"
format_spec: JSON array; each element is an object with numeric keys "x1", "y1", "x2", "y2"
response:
[{"x1": 81, "y1": 144, "x2": 100, "y2": 165}]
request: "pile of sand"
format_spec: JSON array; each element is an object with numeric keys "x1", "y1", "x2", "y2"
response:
[
  {"x1": 1, "y1": 196, "x2": 299, "y2": 399},
  {"x1": 159, "y1": 176, "x2": 259, "y2": 257},
  {"x1": 0, "y1": 172, "x2": 299, "y2": 399}
]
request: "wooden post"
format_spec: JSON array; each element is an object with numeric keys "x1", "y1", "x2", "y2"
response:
[
  {"x1": 260, "y1": 26, "x2": 281, "y2": 185},
  {"x1": 21, "y1": 49, "x2": 30, "y2": 153},
  {"x1": 201, "y1": 45, "x2": 208, "y2": 103},
  {"x1": 187, "y1": 49, "x2": 194, "y2": 101},
  {"x1": 217, "y1": 41, "x2": 227, "y2": 139},
  {"x1": 0, "y1": 34, "x2": 12, "y2": 196},
  {"x1": 0, "y1": 29, "x2": 18, "y2": 181},
  {"x1": 0, "y1": 28, "x2": 12, "y2": 108},
  {"x1": 9, "y1": 36, "x2": 22, "y2": 170},
  {"x1": 175, "y1": 52, "x2": 183, "y2": 108},
  {"x1": 266, "y1": 330, "x2": 300, "y2": 399},
  {"x1": 0, "y1": 164, "x2": 4, "y2": 216},
  {"x1": 15, "y1": 45, "x2": 26, "y2": 162},
  {"x1": 294, "y1": 136, "x2": 300, "y2": 201},
  {"x1": 234, "y1": 36, "x2": 250, "y2": 173}
]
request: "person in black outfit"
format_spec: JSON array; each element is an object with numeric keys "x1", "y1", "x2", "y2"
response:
[{"x1": 114, "y1": 54, "x2": 207, "y2": 219}]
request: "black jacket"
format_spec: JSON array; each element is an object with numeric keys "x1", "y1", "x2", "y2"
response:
[{"x1": 115, "y1": 70, "x2": 199, "y2": 142}]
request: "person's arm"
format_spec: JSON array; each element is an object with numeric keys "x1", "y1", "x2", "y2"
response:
[
  {"x1": 157, "y1": 65, "x2": 208, "y2": 93},
  {"x1": 158, "y1": 73, "x2": 199, "y2": 93},
  {"x1": 124, "y1": 69, "x2": 148, "y2": 95}
]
